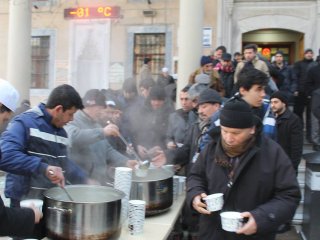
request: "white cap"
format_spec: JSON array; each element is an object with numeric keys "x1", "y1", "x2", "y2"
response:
[
  {"x1": 162, "y1": 67, "x2": 169, "y2": 73},
  {"x1": 0, "y1": 79, "x2": 20, "y2": 112},
  {"x1": 106, "y1": 100, "x2": 116, "y2": 106}
]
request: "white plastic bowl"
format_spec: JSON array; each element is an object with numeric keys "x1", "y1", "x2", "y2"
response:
[
  {"x1": 220, "y1": 211, "x2": 243, "y2": 232},
  {"x1": 20, "y1": 199, "x2": 43, "y2": 211}
]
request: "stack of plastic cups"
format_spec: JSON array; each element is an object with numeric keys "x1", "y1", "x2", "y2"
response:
[
  {"x1": 173, "y1": 176, "x2": 180, "y2": 200},
  {"x1": 114, "y1": 167, "x2": 133, "y2": 223},
  {"x1": 178, "y1": 176, "x2": 187, "y2": 195},
  {"x1": 128, "y1": 200, "x2": 146, "y2": 235}
]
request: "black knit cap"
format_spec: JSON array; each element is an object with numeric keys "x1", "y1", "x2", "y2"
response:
[
  {"x1": 198, "y1": 88, "x2": 222, "y2": 105},
  {"x1": 200, "y1": 56, "x2": 212, "y2": 66},
  {"x1": 270, "y1": 91, "x2": 289, "y2": 106},
  {"x1": 149, "y1": 86, "x2": 166, "y2": 100},
  {"x1": 222, "y1": 53, "x2": 232, "y2": 61},
  {"x1": 220, "y1": 99, "x2": 255, "y2": 128},
  {"x1": 304, "y1": 48, "x2": 313, "y2": 54},
  {"x1": 83, "y1": 89, "x2": 106, "y2": 107}
]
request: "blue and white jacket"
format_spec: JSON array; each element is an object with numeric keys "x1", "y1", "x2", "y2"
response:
[
  {"x1": 0, "y1": 103, "x2": 87, "y2": 200},
  {"x1": 201, "y1": 94, "x2": 276, "y2": 148}
]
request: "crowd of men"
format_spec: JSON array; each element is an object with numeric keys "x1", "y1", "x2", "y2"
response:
[{"x1": 0, "y1": 43, "x2": 319, "y2": 240}]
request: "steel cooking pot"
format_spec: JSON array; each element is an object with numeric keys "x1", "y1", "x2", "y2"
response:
[
  {"x1": 130, "y1": 168, "x2": 174, "y2": 216},
  {"x1": 43, "y1": 185, "x2": 125, "y2": 240}
]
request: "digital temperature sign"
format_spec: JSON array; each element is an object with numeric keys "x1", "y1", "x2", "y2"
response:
[{"x1": 64, "y1": 6, "x2": 120, "y2": 20}]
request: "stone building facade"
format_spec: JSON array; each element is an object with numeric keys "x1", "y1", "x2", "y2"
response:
[{"x1": 0, "y1": 0, "x2": 319, "y2": 103}]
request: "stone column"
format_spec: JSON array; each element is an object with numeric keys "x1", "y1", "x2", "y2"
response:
[
  {"x1": 7, "y1": 0, "x2": 32, "y2": 101},
  {"x1": 316, "y1": 1, "x2": 320, "y2": 55},
  {"x1": 226, "y1": 0, "x2": 234, "y2": 53},
  {"x1": 177, "y1": 0, "x2": 204, "y2": 107},
  {"x1": 216, "y1": 0, "x2": 223, "y2": 47}
]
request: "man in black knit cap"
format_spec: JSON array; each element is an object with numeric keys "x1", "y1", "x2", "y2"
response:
[
  {"x1": 270, "y1": 91, "x2": 303, "y2": 233},
  {"x1": 187, "y1": 99, "x2": 301, "y2": 240},
  {"x1": 270, "y1": 91, "x2": 303, "y2": 174}
]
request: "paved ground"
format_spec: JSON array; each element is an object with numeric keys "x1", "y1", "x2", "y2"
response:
[{"x1": 276, "y1": 228, "x2": 301, "y2": 240}]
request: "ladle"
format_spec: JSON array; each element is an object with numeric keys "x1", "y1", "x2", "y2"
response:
[
  {"x1": 117, "y1": 133, "x2": 150, "y2": 169},
  {"x1": 48, "y1": 170, "x2": 74, "y2": 201}
]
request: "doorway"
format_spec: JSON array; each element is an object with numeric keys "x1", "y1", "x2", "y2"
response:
[{"x1": 242, "y1": 29, "x2": 304, "y2": 64}]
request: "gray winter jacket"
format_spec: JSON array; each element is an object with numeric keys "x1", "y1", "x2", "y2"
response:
[{"x1": 65, "y1": 110, "x2": 128, "y2": 184}]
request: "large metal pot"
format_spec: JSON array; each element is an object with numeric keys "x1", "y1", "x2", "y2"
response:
[
  {"x1": 43, "y1": 185, "x2": 125, "y2": 240},
  {"x1": 130, "y1": 168, "x2": 174, "y2": 216}
]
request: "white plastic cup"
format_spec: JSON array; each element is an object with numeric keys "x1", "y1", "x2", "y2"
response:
[
  {"x1": 178, "y1": 176, "x2": 186, "y2": 195},
  {"x1": 176, "y1": 143, "x2": 183, "y2": 148},
  {"x1": 20, "y1": 199, "x2": 43, "y2": 212},
  {"x1": 203, "y1": 193, "x2": 224, "y2": 212},
  {"x1": 114, "y1": 168, "x2": 132, "y2": 195},
  {"x1": 114, "y1": 167, "x2": 133, "y2": 221},
  {"x1": 173, "y1": 176, "x2": 180, "y2": 199},
  {"x1": 220, "y1": 211, "x2": 244, "y2": 232},
  {"x1": 128, "y1": 200, "x2": 146, "y2": 235}
]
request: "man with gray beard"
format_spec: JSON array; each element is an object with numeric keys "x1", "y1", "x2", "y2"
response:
[{"x1": 164, "y1": 88, "x2": 222, "y2": 239}]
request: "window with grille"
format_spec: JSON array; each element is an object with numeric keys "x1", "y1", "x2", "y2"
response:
[
  {"x1": 134, "y1": 33, "x2": 165, "y2": 76},
  {"x1": 31, "y1": 36, "x2": 50, "y2": 89}
]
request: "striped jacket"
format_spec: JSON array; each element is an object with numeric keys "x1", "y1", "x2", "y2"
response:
[{"x1": 0, "y1": 103, "x2": 87, "y2": 200}]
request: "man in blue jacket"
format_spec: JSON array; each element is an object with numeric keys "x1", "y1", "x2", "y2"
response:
[
  {"x1": 0, "y1": 84, "x2": 88, "y2": 208},
  {"x1": 0, "y1": 79, "x2": 42, "y2": 238}
]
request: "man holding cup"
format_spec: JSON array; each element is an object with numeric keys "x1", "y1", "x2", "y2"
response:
[{"x1": 187, "y1": 99, "x2": 301, "y2": 239}]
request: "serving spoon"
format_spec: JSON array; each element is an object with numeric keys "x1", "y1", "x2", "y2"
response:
[
  {"x1": 117, "y1": 133, "x2": 150, "y2": 169},
  {"x1": 106, "y1": 120, "x2": 150, "y2": 169},
  {"x1": 49, "y1": 170, "x2": 74, "y2": 201}
]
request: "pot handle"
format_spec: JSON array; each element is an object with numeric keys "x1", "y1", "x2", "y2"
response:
[{"x1": 47, "y1": 206, "x2": 72, "y2": 214}]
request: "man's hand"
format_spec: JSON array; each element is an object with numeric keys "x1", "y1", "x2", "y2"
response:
[
  {"x1": 167, "y1": 141, "x2": 177, "y2": 149},
  {"x1": 31, "y1": 204, "x2": 43, "y2": 224},
  {"x1": 147, "y1": 146, "x2": 162, "y2": 158},
  {"x1": 24, "y1": 203, "x2": 43, "y2": 224},
  {"x1": 236, "y1": 211, "x2": 257, "y2": 235},
  {"x1": 103, "y1": 123, "x2": 120, "y2": 137},
  {"x1": 192, "y1": 193, "x2": 211, "y2": 215},
  {"x1": 151, "y1": 150, "x2": 166, "y2": 167},
  {"x1": 294, "y1": 91, "x2": 299, "y2": 97},
  {"x1": 137, "y1": 145, "x2": 148, "y2": 159},
  {"x1": 46, "y1": 166, "x2": 65, "y2": 187},
  {"x1": 126, "y1": 160, "x2": 139, "y2": 169}
]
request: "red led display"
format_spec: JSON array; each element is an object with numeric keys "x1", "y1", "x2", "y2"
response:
[{"x1": 64, "y1": 6, "x2": 120, "y2": 19}]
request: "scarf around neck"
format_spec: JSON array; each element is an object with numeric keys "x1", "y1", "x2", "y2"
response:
[{"x1": 214, "y1": 135, "x2": 256, "y2": 172}]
